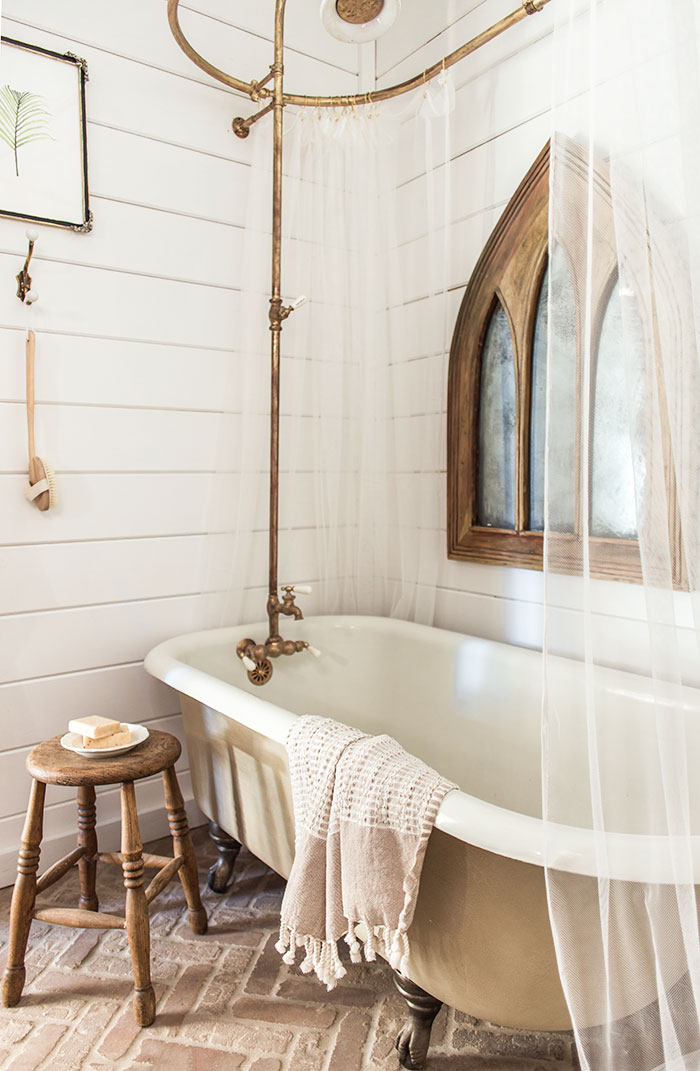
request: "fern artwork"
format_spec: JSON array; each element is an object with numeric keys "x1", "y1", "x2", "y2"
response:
[
  {"x1": 0, "y1": 37, "x2": 90, "y2": 230},
  {"x1": 0, "y1": 85, "x2": 54, "y2": 177}
]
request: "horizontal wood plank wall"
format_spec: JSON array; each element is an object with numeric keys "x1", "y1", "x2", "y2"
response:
[{"x1": 0, "y1": 0, "x2": 359, "y2": 887}]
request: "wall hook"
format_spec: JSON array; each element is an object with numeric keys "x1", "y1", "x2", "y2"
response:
[{"x1": 17, "y1": 229, "x2": 39, "y2": 303}]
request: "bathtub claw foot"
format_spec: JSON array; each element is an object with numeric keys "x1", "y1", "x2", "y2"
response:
[
  {"x1": 394, "y1": 972, "x2": 442, "y2": 1070},
  {"x1": 207, "y1": 821, "x2": 242, "y2": 893}
]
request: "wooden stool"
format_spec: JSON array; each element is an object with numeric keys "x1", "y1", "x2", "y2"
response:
[{"x1": 1, "y1": 729, "x2": 207, "y2": 1026}]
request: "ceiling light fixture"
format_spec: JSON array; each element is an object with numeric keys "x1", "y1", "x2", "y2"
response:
[{"x1": 320, "y1": 0, "x2": 400, "y2": 44}]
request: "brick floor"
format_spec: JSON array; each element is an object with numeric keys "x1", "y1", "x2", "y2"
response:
[{"x1": 0, "y1": 826, "x2": 577, "y2": 1070}]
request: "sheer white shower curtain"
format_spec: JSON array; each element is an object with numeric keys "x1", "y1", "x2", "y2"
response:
[
  {"x1": 544, "y1": 1, "x2": 700, "y2": 1068},
  {"x1": 203, "y1": 75, "x2": 455, "y2": 630},
  {"x1": 193, "y1": 2, "x2": 700, "y2": 1064}
]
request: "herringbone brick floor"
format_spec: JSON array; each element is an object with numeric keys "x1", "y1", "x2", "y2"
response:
[{"x1": 0, "y1": 825, "x2": 577, "y2": 1070}]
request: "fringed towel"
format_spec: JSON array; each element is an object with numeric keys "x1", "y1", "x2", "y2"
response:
[{"x1": 276, "y1": 715, "x2": 457, "y2": 988}]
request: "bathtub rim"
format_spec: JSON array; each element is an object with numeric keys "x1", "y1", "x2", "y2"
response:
[{"x1": 144, "y1": 615, "x2": 700, "y2": 885}]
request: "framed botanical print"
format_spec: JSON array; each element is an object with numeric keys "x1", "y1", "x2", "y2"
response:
[{"x1": 0, "y1": 37, "x2": 91, "y2": 231}]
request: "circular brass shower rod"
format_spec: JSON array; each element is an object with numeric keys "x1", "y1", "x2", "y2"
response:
[{"x1": 167, "y1": 0, "x2": 551, "y2": 112}]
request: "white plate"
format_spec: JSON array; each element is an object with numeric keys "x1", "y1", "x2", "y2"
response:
[{"x1": 60, "y1": 723, "x2": 149, "y2": 758}]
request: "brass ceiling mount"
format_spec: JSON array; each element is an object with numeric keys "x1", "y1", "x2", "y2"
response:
[{"x1": 336, "y1": 0, "x2": 386, "y2": 23}]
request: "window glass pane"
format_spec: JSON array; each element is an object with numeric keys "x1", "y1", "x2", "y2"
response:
[
  {"x1": 529, "y1": 264, "x2": 548, "y2": 531},
  {"x1": 591, "y1": 280, "x2": 645, "y2": 539},
  {"x1": 547, "y1": 245, "x2": 577, "y2": 533},
  {"x1": 477, "y1": 302, "x2": 516, "y2": 529}
]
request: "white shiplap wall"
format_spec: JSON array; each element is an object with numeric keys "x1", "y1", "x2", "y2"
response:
[{"x1": 0, "y1": 0, "x2": 359, "y2": 887}]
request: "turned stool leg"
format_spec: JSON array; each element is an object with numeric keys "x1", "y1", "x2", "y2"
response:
[
  {"x1": 207, "y1": 821, "x2": 242, "y2": 893},
  {"x1": 121, "y1": 781, "x2": 156, "y2": 1027},
  {"x1": 2, "y1": 780, "x2": 46, "y2": 1007},
  {"x1": 162, "y1": 766, "x2": 208, "y2": 935},
  {"x1": 394, "y1": 971, "x2": 443, "y2": 1071},
  {"x1": 77, "y1": 785, "x2": 98, "y2": 912}
]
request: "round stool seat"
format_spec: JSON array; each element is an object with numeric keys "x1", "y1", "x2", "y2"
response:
[{"x1": 26, "y1": 730, "x2": 181, "y2": 786}]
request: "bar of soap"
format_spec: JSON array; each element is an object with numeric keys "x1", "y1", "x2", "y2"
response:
[
  {"x1": 82, "y1": 724, "x2": 131, "y2": 749},
  {"x1": 69, "y1": 714, "x2": 121, "y2": 739}
]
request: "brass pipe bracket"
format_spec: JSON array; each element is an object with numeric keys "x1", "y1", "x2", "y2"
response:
[
  {"x1": 232, "y1": 117, "x2": 251, "y2": 139},
  {"x1": 232, "y1": 101, "x2": 275, "y2": 139}
]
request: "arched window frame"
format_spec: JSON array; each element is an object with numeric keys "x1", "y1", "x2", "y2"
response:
[{"x1": 447, "y1": 138, "x2": 685, "y2": 586}]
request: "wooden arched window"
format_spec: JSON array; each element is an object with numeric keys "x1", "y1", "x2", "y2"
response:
[
  {"x1": 447, "y1": 139, "x2": 684, "y2": 585},
  {"x1": 447, "y1": 142, "x2": 549, "y2": 572}
]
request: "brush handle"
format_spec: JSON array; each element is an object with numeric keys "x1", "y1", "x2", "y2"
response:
[
  {"x1": 25, "y1": 330, "x2": 36, "y2": 463},
  {"x1": 25, "y1": 330, "x2": 50, "y2": 511}
]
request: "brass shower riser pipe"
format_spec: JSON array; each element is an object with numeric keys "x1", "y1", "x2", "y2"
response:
[{"x1": 268, "y1": 4, "x2": 286, "y2": 643}]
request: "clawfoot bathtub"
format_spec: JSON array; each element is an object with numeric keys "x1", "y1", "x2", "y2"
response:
[{"x1": 145, "y1": 616, "x2": 693, "y2": 1068}]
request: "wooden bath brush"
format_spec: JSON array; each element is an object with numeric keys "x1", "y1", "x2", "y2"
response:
[{"x1": 24, "y1": 330, "x2": 56, "y2": 511}]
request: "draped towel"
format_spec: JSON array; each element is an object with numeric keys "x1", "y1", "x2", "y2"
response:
[{"x1": 276, "y1": 715, "x2": 457, "y2": 988}]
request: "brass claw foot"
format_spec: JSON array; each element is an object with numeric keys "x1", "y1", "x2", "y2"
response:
[
  {"x1": 394, "y1": 972, "x2": 443, "y2": 1070},
  {"x1": 396, "y1": 1020, "x2": 431, "y2": 1070},
  {"x1": 207, "y1": 822, "x2": 242, "y2": 893}
]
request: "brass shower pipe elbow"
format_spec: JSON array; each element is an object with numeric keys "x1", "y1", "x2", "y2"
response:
[{"x1": 250, "y1": 67, "x2": 275, "y2": 102}]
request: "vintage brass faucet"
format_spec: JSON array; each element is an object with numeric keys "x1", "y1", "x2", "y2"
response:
[{"x1": 236, "y1": 585, "x2": 320, "y2": 685}]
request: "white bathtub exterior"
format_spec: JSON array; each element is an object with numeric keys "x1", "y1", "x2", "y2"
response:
[{"x1": 145, "y1": 615, "x2": 700, "y2": 1029}]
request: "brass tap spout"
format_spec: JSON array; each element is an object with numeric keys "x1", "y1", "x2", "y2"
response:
[
  {"x1": 267, "y1": 586, "x2": 304, "y2": 623},
  {"x1": 280, "y1": 586, "x2": 304, "y2": 620}
]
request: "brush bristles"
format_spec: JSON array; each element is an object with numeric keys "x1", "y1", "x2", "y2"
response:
[
  {"x1": 42, "y1": 459, "x2": 57, "y2": 510},
  {"x1": 28, "y1": 456, "x2": 57, "y2": 512}
]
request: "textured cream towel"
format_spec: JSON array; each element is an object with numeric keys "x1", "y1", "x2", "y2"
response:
[{"x1": 276, "y1": 715, "x2": 457, "y2": 988}]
